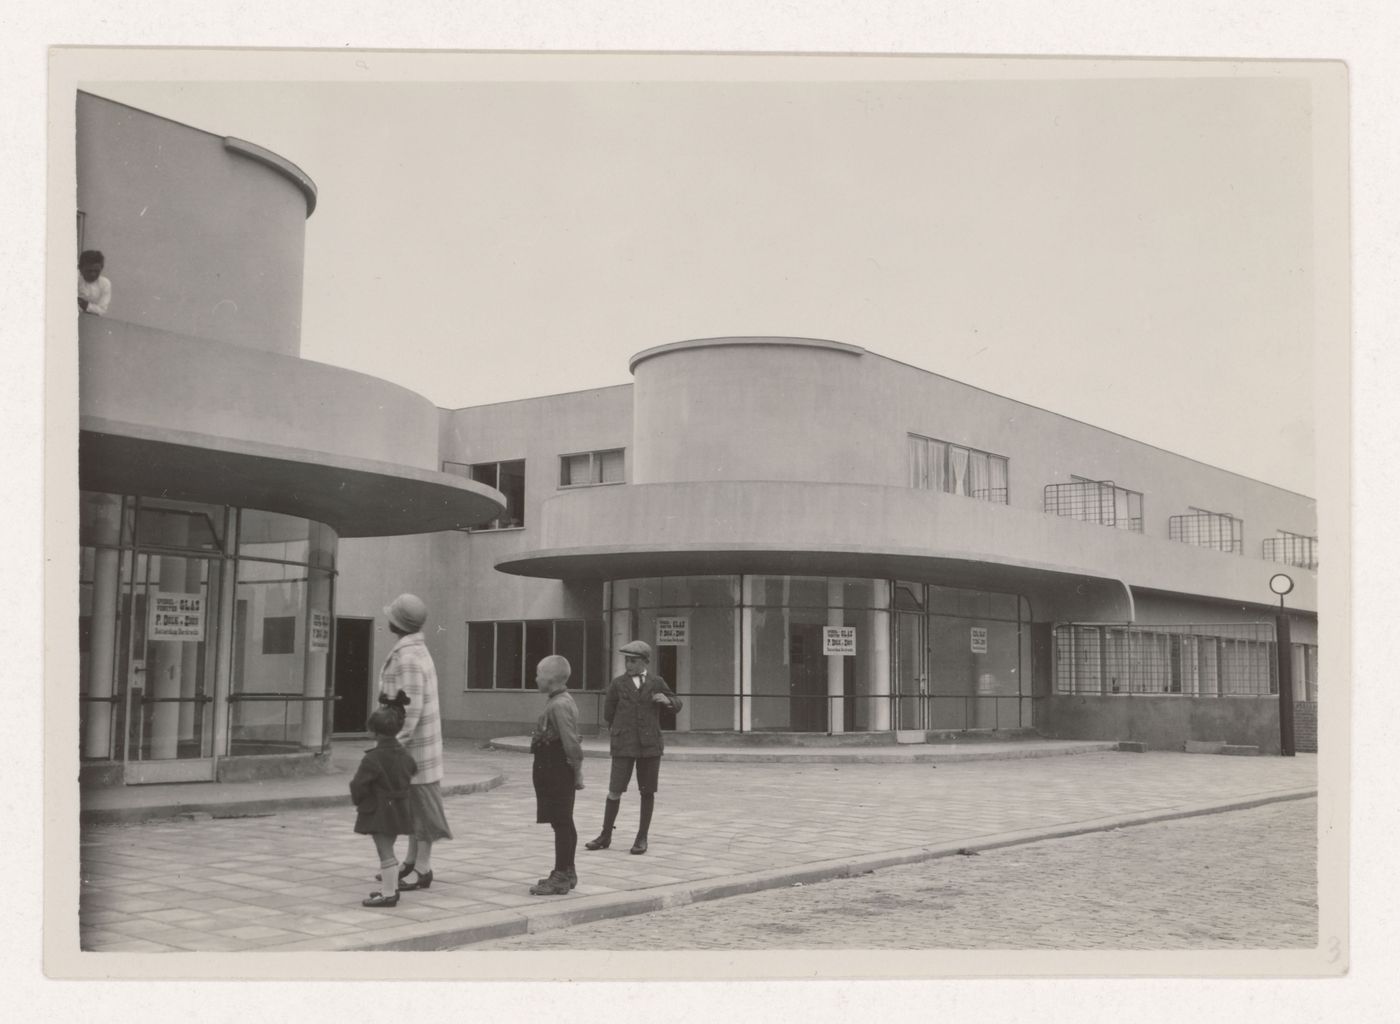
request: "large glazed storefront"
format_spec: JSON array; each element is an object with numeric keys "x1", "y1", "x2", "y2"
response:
[
  {"x1": 604, "y1": 574, "x2": 1032, "y2": 735},
  {"x1": 80, "y1": 493, "x2": 340, "y2": 784}
]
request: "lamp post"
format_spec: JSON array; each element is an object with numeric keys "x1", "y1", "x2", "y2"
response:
[{"x1": 1270, "y1": 572, "x2": 1296, "y2": 757}]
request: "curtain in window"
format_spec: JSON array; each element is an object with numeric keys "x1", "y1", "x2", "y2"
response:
[
  {"x1": 990, "y1": 456, "x2": 1008, "y2": 503},
  {"x1": 930, "y1": 441, "x2": 947, "y2": 493},
  {"x1": 948, "y1": 446, "x2": 969, "y2": 495},
  {"x1": 968, "y1": 451, "x2": 990, "y2": 500},
  {"x1": 908, "y1": 436, "x2": 928, "y2": 489}
]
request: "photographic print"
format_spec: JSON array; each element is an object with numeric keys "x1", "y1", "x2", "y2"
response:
[{"x1": 46, "y1": 48, "x2": 1348, "y2": 981}]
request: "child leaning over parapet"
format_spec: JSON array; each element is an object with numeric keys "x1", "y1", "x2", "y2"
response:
[{"x1": 78, "y1": 250, "x2": 111, "y2": 315}]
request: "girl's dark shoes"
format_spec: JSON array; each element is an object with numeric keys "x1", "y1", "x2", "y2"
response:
[
  {"x1": 362, "y1": 891, "x2": 399, "y2": 908},
  {"x1": 399, "y1": 868, "x2": 433, "y2": 890},
  {"x1": 529, "y1": 870, "x2": 574, "y2": 896},
  {"x1": 533, "y1": 867, "x2": 577, "y2": 891},
  {"x1": 374, "y1": 862, "x2": 415, "y2": 883},
  {"x1": 584, "y1": 831, "x2": 611, "y2": 850}
]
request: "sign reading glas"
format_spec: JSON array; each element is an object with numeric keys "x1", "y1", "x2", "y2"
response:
[
  {"x1": 309, "y1": 610, "x2": 331, "y2": 653},
  {"x1": 970, "y1": 627, "x2": 988, "y2": 654},
  {"x1": 823, "y1": 626, "x2": 857, "y2": 656},
  {"x1": 150, "y1": 592, "x2": 205, "y2": 641},
  {"x1": 656, "y1": 616, "x2": 689, "y2": 646}
]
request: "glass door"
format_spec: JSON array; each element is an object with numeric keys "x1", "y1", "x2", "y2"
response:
[
  {"x1": 894, "y1": 608, "x2": 927, "y2": 730},
  {"x1": 121, "y1": 543, "x2": 223, "y2": 784}
]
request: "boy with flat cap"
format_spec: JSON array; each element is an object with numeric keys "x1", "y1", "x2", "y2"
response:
[{"x1": 583, "y1": 640, "x2": 683, "y2": 855}]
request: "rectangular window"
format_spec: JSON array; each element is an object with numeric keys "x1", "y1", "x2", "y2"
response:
[
  {"x1": 1262, "y1": 531, "x2": 1318, "y2": 570},
  {"x1": 560, "y1": 448, "x2": 624, "y2": 487},
  {"x1": 1044, "y1": 477, "x2": 1144, "y2": 532},
  {"x1": 465, "y1": 619, "x2": 598, "y2": 690},
  {"x1": 1055, "y1": 623, "x2": 1275, "y2": 695},
  {"x1": 907, "y1": 434, "x2": 1008, "y2": 504},
  {"x1": 1169, "y1": 508, "x2": 1243, "y2": 554},
  {"x1": 443, "y1": 459, "x2": 526, "y2": 530}
]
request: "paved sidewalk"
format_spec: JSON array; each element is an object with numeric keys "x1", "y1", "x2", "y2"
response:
[{"x1": 77, "y1": 747, "x2": 1317, "y2": 953}]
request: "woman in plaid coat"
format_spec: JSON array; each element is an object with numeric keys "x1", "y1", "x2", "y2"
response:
[{"x1": 379, "y1": 593, "x2": 452, "y2": 892}]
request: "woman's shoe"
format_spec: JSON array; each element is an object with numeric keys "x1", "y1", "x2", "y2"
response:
[
  {"x1": 584, "y1": 831, "x2": 612, "y2": 851},
  {"x1": 375, "y1": 862, "x2": 415, "y2": 882},
  {"x1": 630, "y1": 837, "x2": 648, "y2": 855},
  {"x1": 361, "y1": 891, "x2": 399, "y2": 908},
  {"x1": 399, "y1": 868, "x2": 433, "y2": 891}
]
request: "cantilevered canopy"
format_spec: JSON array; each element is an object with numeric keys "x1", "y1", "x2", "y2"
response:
[{"x1": 80, "y1": 418, "x2": 504, "y2": 538}]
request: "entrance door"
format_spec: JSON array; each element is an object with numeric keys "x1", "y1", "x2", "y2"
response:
[
  {"x1": 121, "y1": 551, "x2": 220, "y2": 783},
  {"x1": 333, "y1": 617, "x2": 374, "y2": 733},
  {"x1": 894, "y1": 609, "x2": 927, "y2": 730},
  {"x1": 788, "y1": 624, "x2": 828, "y2": 732}
]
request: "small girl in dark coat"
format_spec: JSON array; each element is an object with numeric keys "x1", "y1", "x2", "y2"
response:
[{"x1": 351, "y1": 690, "x2": 417, "y2": 908}]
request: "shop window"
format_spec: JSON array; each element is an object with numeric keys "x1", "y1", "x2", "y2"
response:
[
  {"x1": 465, "y1": 619, "x2": 598, "y2": 690},
  {"x1": 560, "y1": 448, "x2": 624, "y2": 487},
  {"x1": 907, "y1": 433, "x2": 1008, "y2": 504}
]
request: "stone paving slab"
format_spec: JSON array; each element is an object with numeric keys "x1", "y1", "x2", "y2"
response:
[{"x1": 76, "y1": 749, "x2": 1317, "y2": 954}]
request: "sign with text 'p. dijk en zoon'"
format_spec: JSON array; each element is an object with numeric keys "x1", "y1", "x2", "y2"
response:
[
  {"x1": 656, "y1": 616, "x2": 689, "y2": 646},
  {"x1": 149, "y1": 592, "x2": 205, "y2": 642},
  {"x1": 823, "y1": 626, "x2": 857, "y2": 656}
]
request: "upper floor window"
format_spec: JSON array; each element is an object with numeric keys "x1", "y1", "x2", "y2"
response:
[
  {"x1": 560, "y1": 448, "x2": 624, "y2": 488},
  {"x1": 444, "y1": 459, "x2": 525, "y2": 530},
  {"x1": 1168, "y1": 507, "x2": 1242, "y2": 554},
  {"x1": 1044, "y1": 477, "x2": 1144, "y2": 532},
  {"x1": 1263, "y1": 530, "x2": 1318, "y2": 570},
  {"x1": 908, "y1": 434, "x2": 1008, "y2": 504}
]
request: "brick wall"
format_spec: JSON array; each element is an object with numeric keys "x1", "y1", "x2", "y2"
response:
[{"x1": 1293, "y1": 701, "x2": 1318, "y2": 753}]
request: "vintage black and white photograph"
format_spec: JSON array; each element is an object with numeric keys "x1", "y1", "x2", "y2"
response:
[{"x1": 46, "y1": 47, "x2": 1348, "y2": 983}]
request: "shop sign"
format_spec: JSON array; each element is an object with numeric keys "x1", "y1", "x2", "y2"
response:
[
  {"x1": 823, "y1": 626, "x2": 857, "y2": 656},
  {"x1": 970, "y1": 627, "x2": 988, "y2": 654},
  {"x1": 309, "y1": 610, "x2": 331, "y2": 653},
  {"x1": 656, "y1": 616, "x2": 689, "y2": 646},
  {"x1": 150, "y1": 592, "x2": 204, "y2": 641}
]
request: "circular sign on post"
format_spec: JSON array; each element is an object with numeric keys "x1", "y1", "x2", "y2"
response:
[{"x1": 1269, "y1": 572, "x2": 1295, "y2": 597}]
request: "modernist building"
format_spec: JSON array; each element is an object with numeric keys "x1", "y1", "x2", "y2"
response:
[
  {"x1": 76, "y1": 93, "x2": 504, "y2": 785},
  {"x1": 76, "y1": 93, "x2": 1319, "y2": 790},
  {"x1": 334, "y1": 336, "x2": 1319, "y2": 755}
]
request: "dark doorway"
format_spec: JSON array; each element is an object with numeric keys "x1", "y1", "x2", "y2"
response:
[
  {"x1": 333, "y1": 617, "x2": 373, "y2": 734},
  {"x1": 788, "y1": 624, "x2": 828, "y2": 732}
]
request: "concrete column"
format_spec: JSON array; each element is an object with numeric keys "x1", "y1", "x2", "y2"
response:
[
  {"x1": 211, "y1": 554, "x2": 236, "y2": 757},
  {"x1": 83, "y1": 494, "x2": 122, "y2": 760},
  {"x1": 869, "y1": 581, "x2": 891, "y2": 732},
  {"x1": 148, "y1": 551, "x2": 187, "y2": 759},
  {"x1": 826, "y1": 579, "x2": 845, "y2": 735},
  {"x1": 299, "y1": 521, "x2": 336, "y2": 750},
  {"x1": 739, "y1": 576, "x2": 754, "y2": 732},
  {"x1": 177, "y1": 558, "x2": 203, "y2": 741}
]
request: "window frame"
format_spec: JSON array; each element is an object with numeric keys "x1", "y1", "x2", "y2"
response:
[
  {"x1": 443, "y1": 459, "x2": 526, "y2": 531},
  {"x1": 558, "y1": 447, "x2": 626, "y2": 489},
  {"x1": 464, "y1": 618, "x2": 599, "y2": 691},
  {"x1": 907, "y1": 433, "x2": 1009, "y2": 504}
]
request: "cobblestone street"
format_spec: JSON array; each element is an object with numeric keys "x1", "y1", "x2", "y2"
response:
[{"x1": 466, "y1": 798, "x2": 1317, "y2": 950}]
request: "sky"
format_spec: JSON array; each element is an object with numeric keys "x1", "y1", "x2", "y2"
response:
[{"x1": 87, "y1": 65, "x2": 1323, "y2": 494}]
